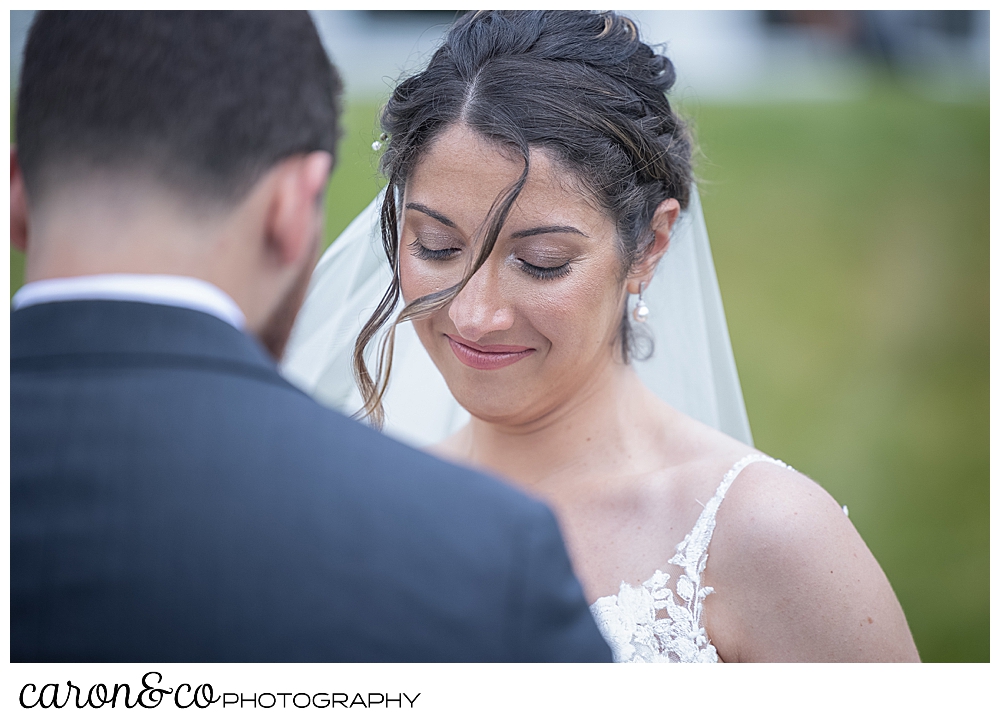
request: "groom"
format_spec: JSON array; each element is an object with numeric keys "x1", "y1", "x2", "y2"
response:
[{"x1": 10, "y1": 11, "x2": 611, "y2": 662}]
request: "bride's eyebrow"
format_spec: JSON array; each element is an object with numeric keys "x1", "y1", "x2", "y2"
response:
[
  {"x1": 510, "y1": 225, "x2": 588, "y2": 239},
  {"x1": 405, "y1": 203, "x2": 456, "y2": 228}
]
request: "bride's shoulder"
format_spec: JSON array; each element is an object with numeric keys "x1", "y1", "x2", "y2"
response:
[
  {"x1": 703, "y1": 453, "x2": 920, "y2": 661},
  {"x1": 655, "y1": 410, "x2": 831, "y2": 526},
  {"x1": 698, "y1": 443, "x2": 858, "y2": 584},
  {"x1": 712, "y1": 454, "x2": 851, "y2": 556},
  {"x1": 655, "y1": 405, "x2": 844, "y2": 541},
  {"x1": 659, "y1": 415, "x2": 861, "y2": 597}
]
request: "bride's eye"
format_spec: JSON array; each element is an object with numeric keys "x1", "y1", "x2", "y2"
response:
[
  {"x1": 409, "y1": 237, "x2": 460, "y2": 262},
  {"x1": 518, "y1": 259, "x2": 571, "y2": 280}
]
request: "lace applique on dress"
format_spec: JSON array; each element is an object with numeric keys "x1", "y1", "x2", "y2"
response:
[{"x1": 590, "y1": 453, "x2": 790, "y2": 663}]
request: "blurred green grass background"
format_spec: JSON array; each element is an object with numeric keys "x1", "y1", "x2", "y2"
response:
[{"x1": 9, "y1": 83, "x2": 988, "y2": 662}]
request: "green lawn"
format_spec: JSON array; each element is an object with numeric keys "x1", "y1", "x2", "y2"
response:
[
  {"x1": 689, "y1": 87, "x2": 988, "y2": 663},
  {"x1": 10, "y1": 83, "x2": 988, "y2": 662}
]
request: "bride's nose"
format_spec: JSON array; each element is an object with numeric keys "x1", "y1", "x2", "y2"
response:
[{"x1": 448, "y1": 263, "x2": 514, "y2": 342}]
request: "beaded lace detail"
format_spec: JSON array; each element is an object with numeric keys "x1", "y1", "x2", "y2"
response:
[{"x1": 590, "y1": 454, "x2": 790, "y2": 663}]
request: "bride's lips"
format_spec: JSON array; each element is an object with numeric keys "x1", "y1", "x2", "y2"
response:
[{"x1": 445, "y1": 334, "x2": 535, "y2": 370}]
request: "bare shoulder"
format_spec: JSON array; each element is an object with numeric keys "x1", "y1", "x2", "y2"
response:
[
  {"x1": 713, "y1": 458, "x2": 846, "y2": 553},
  {"x1": 703, "y1": 458, "x2": 920, "y2": 662}
]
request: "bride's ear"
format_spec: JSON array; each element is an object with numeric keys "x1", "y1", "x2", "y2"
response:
[{"x1": 626, "y1": 197, "x2": 679, "y2": 294}]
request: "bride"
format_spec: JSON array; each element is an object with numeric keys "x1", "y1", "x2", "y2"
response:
[{"x1": 284, "y1": 10, "x2": 918, "y2": 662}]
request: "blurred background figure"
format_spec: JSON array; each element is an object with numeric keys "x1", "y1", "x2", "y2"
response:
[{"x1": 10, "y1": 10, "x2": 988, "y2": 662}]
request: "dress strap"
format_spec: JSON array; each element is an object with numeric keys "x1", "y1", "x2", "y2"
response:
[{"x1": 668, "y1": 453, "x2": 791, "y2": 582}]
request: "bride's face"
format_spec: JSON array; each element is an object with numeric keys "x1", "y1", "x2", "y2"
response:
[{"x1": 399, "y1": 124, "x2": 628, "y2": 426}]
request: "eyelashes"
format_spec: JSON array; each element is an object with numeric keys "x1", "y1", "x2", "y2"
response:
[
  {"x1": 409, "y1": 237, "x2": 572, "y2": 280},
  {"x1": 518, "y1": 260, "x2": 571, "y2": 280},
  {"x1": 409, "y1": 239, "x2": 460, "y2": 262}
]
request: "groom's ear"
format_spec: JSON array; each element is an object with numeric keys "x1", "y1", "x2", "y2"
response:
[
  {"x1": 11, "y1": 146, "x2": 29, "y2": 253},
  {"x1": 627, "y1": 197, "x2": 679, "y2": 293},
  {"x1": 262, "y1": 151, "x2": 333, "y2": 268}
]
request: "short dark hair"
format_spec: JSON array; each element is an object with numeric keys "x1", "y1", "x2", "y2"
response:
[{"x1": 16, "y1": 10, "x2": 342, "y2": 204}]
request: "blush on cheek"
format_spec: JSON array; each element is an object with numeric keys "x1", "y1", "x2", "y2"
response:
[
  {"x1": 521, "y1": 275, "x2": 621, "y2": 351},
  {"x1": 398, "y1": 258, "x2": 419, "y2": 304},
  {"x1": 399, "y1": 258, "x2": 461, "y2": 305}
]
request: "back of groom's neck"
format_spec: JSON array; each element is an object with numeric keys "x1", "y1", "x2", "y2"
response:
[{"x1": 23, "y1": 177, "x2": 233, "y2": 286}]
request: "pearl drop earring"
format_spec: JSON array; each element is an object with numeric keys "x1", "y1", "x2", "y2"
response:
[
  {"x1": 632, "y1": 282, "x2": 649, "y2": 323},
  {"x1": 371, "y1": 132, "x2": 388, "y2": 151}
]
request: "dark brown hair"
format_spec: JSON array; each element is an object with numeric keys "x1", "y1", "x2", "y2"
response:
[
  {"x1": 355, "y1": 10, "x2": 692, "y2": 427},
  {"x1": 17, "y1": 11, "x2": 342, "y2": 205}
]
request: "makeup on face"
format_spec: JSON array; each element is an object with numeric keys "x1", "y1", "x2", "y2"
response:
[
  {"x1": 445, "y1": 333, "x2": 535, "y2": 370},
  {"x1": 397, "y1": 124, "x2": 628, "y2": 424}
]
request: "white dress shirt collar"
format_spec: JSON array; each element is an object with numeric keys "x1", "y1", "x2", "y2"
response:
[{"x1": 11, "y1": 274, "x2": 247, "y2": 331}]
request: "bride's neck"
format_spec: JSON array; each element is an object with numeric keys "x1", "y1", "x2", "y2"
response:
[{"x1": 457, "y1": 360, "x2": 669, "y2": 489}]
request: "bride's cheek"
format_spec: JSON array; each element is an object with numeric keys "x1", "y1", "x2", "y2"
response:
[
  {"x1": 539, "y1": 284, "x2": 616, "y2": 358},
  {"x1": 524, "y1": 279, "x2": 588, "y2": 326},
  {"x1": 401, "y1": 260, "x2": 462, "y2": 303},
  {"x1": 399, "y1": 263, "x2": 432, "y2": 303}
]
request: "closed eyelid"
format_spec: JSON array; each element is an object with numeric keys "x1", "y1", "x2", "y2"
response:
[
  {"x1": 410, "y1": 229, "x2": 463, "y2": 247},
  {"x1": 515, "y1": 249, "x2": 573, "y2": 266},
  {"x1": 510, "y1": 234, "x2": 584, "y2": 264}
]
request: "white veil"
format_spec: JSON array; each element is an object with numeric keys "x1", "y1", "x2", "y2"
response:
[{"x1": 281, "y1": 186, "x2": 753, "y2": 448}]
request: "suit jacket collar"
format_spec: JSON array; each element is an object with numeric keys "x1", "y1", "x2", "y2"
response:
[
  {"x1": 12, "y1": 274, "x2": 247, "y2": 331},
  {"x1": 11, "y1": 300, "x2": 277, "y2": 375}
]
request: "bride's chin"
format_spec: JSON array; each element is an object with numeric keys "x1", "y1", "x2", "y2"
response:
[{"x1": 448, "y1": 386, "x2": 536, "y2": 427}]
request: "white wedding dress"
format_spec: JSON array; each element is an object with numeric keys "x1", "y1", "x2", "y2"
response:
[
  {"x1": 591, "y1": 453, "x2": 789, "y2": 663},
  {"x1": 282, "y1": 186, "x2": 759, "y2": 663}
]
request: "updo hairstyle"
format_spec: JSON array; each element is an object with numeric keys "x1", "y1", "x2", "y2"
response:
[{"x1": 355, "y1": 10, "x2": 693, "y2": 427}]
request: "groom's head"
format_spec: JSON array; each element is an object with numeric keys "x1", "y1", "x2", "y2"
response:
[{"x1": 11, "y1": 11, "x2": 342, "y2": 358}]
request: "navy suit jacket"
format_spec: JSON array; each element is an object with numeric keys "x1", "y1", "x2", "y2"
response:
[{"x1": 10, "y1": 300, "x2": 611, "y2": 662}]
